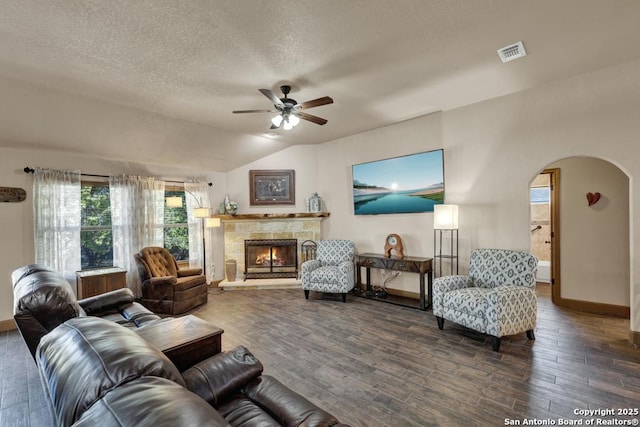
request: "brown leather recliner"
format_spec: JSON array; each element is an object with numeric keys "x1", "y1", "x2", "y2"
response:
[
  {"x1": 135, "y1": 246, "x2": 208, "y2": 314},
  {"x1": 12, "y1": 264, "x2": 162, "y2": 360}
]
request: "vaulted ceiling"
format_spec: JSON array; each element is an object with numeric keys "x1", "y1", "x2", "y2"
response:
[{"x1": 1, "y1": 1, "x2": 640, "y2": 171}]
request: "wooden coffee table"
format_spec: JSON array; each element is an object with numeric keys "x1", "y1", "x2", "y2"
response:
[{"x1": 136, "y1": 315, "x2": 224, "y2": 371}]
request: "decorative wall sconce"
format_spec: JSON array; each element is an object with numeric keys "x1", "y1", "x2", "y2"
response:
[{"x1": 586, "y1": 192, "x2": 601, "y2": 207}]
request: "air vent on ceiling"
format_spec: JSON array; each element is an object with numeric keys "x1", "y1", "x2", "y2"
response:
[{"x1": 497, "y1": 41, "x2": 526, "y2": 63}]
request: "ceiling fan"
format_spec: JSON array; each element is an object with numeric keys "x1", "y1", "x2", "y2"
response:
[{"x1": 233, "y1": 85, "x2": 333, "y2": 130}]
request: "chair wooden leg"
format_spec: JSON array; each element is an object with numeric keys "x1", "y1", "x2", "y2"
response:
[
  {"x1": 436, "y1": 316, "x2": 444, "y2": 330},
  {"x1": 341, "y1": 293, "x2": 347, "y2": 303},
  {"x1": 491, "y1": 336, "x2": 501, "y2": 352},
  {"x1": 526, "y1": 329, "x2": 535, "y2": 340},
  {"x1": 304, "y1": 290, "x2": 309, "y2": 299}
]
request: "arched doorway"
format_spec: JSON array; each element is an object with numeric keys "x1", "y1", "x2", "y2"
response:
[{"x1": 530, "y1": 156, "x2": 630, "y2": 318}]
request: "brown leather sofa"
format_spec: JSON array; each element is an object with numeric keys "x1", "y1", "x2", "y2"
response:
[
  {"x1": 36, "y1": 311, "x2": 349, "y2": 426},
  {"x1": 135, "y1": 246, "x2": 208, "y2": 314},
  {"x1": 11, "y1": 264, "x2": 161, "y2": 359}
]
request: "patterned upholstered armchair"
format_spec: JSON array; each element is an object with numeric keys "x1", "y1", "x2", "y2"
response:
[
  {"x1": 432, "y1": 248, "x2": 538, "y2": 351},
  {"x1": 301, "y1": 240, "x2": 355, "y2": 303}
]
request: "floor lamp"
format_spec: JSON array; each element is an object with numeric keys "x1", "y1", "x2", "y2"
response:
[
  {"x1": 433, "y1": 204, "x2": 459, "y2": 278},
  {"x1": 166, "y1": 195, "x2": 219, "y2": 280}
]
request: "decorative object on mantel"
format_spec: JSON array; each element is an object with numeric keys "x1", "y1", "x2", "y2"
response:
[
  {"x1": 224, "y1": 195, "x2": 238, "y2": 215},
  {"x1": 249, "y1": 169, "x2": 295, "y2": 205},
  {"x1": 0, "y1": 186, "x2": 26, "y2": 202},
  {"x1": 384, "y1": 233, "x2": 404, "y2": 259},
  {"x1": 307, "y1": 192, "x2": 323, "y2": 212},
  {"x1": 586, "y1": 192, "x2": 601, "y2": 207}
]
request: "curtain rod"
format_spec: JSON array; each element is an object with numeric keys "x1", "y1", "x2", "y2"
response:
[{"x1": 23, "y1": 167, "x2": 212, "y2": 186}]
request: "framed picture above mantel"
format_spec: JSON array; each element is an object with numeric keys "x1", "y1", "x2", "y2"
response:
[{"x1": 249, "y1": 169, "x2": 295, "y2": 206}]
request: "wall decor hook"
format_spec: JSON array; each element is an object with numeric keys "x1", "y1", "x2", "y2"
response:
[{"x1": 586, "y1": 192, "x2": 601, "y2": 206}]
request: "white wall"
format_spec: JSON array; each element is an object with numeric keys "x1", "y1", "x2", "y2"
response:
[
  {"x1": 224, "y1": 144, "x2": 319, "y2": 216},
  {"x1": 549, "y1": 157, "x2": 629, "y2": 306}
]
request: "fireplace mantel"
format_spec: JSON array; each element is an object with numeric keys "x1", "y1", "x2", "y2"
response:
[
  {"x1": 212, "y1": 212, "x2": 329, "y2": 221},
  {"x1": 218, "y1": 213, "x2": 327, "y2": 288}
]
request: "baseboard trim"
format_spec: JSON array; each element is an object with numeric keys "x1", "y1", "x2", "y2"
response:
[
  {"x1": 0, "y1": 319, "x2": 16, "y2": 333},
  {"x1": 629, "y1": 330, "x2": 640, "y2": 347},
  {"x1": 556, "y1": 297, "x2": 630, "y2": 318}
]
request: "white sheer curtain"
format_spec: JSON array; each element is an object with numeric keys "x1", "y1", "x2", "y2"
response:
[
  {"x1": 185, "y1": 181, "x2": 211, "y2": 281},
  {"x1": 33, "y1": 168, "x2": 82, "y2": 277},
  {"x1": 110, "y1": 175, "x2": 165, "y2": 297}
]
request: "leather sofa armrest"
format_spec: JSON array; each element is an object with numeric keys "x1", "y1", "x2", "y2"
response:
[
  {"x1": 243, "y1": 375, "x2": 341, "y2": 427},
  {"x1": 78, "y1": 288, "x2": 135, "y2": 316},
  {"x1": 178, "y1": 268, "x2": 203, "y2": 277},
  {"x1": 182, "y1": 346, "x2": 263, "y2": 406},
  {"x1": 13, "y1": 313, "x2": 49, "y2": 360}
]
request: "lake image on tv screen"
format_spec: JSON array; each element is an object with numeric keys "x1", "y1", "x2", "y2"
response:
[{"x1": 352, "y1": 150, "x2": 444, "y2": 215}]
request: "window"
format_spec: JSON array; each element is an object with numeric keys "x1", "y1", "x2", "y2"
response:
[
  {"x1": 80, "y1": 182, "x2": 190, "y2": 269},
  {"x1": 81, "y1": 182, "x2": 113, "y2": 269},
  {"x1": 164, "y1": 189, "x2": 189, "y2": 262},
  {"x1": 530, "y1": 187, "x2": 550, "y2": 204}
]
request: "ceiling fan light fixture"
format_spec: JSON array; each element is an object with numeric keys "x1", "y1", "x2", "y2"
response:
[
  {"x1": 271, "y1": 115, "x2": 283, "y2": 127},
  {"x1": 233, "y1": 86, "x2": 333, "y2": 129}
]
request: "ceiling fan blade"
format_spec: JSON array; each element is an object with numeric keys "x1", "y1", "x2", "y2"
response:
[
  {"x1": 259, "y1": 89, "x2": 285, "y2": 108},
  {"x1": 299, "y1": 96, "x2": 333, "y2": 109},
  {"x1": 232, "y1": 109, "x2": 276, "y2": 114},
  {"x1": 297, "y1": 111, "x2": 328, "y2": 125}
]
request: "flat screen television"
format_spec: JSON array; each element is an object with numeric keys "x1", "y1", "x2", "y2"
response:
[{"x1": 352, "y1": 149, "x2": 444, "y2": 215}]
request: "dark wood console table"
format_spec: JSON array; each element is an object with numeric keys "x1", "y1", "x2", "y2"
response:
[{"x1": 355, "y1": 253, "x2": 433, "y2": 310}]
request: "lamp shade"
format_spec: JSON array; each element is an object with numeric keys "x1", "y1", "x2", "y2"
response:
[
  {"x1": 205, "y1": 217, "x2": 221, "y2": 228},
  {"x1": 165, "y1": 196, "x2": 183, "y2": 208},
  {"x1": 193, "y1": 207, "x2": 210, "y2": 218},
  {"x1": 433, "y1": 204, "x2": 459, "y2": 229}
]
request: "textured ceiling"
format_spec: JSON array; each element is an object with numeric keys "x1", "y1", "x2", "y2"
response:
[{"x1": 1, "y1": 0, "x2": 640, "y2": 171}]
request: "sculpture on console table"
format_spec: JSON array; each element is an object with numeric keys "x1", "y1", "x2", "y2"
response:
[{"x1": 384, "y1": 233, "x2": 404, "y2": 259}]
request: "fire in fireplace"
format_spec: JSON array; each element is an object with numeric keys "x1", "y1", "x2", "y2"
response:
[{"x1": 244, "y1": 239, "x2": 298, "y2": 280}]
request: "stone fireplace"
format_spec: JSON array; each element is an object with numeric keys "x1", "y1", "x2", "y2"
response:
[{"x1": 216, "y1": 213, "x2": 329, "y2": 288}]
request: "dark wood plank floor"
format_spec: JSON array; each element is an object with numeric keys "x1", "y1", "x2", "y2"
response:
[{"x1": 1, "y1": 284, "x2": 639, "y2": 426}]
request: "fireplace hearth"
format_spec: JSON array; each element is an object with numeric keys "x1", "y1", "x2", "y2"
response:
[{"x1": 244, "y1": 239, "x2": 298, "y2": 280}]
